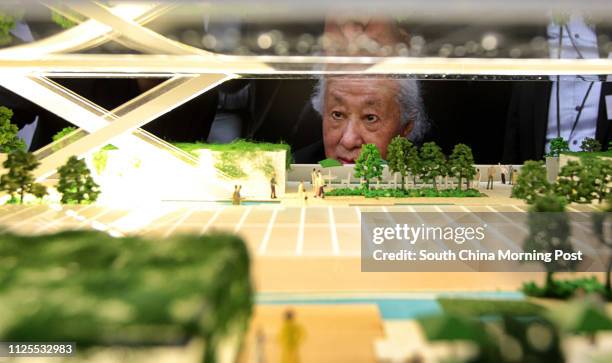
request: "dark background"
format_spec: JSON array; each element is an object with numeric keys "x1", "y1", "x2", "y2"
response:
[{"x1": 1, "y1": 78, "x2": 518, "y2": 164}]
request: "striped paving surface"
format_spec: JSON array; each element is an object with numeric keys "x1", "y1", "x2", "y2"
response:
[{"x1": 0, "y1": 203, "x2": 603, "y2": 258}]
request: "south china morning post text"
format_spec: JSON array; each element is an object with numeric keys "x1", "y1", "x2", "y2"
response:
[{"x1": 360, "y1": 212, "x2": 601, "y2": 272}]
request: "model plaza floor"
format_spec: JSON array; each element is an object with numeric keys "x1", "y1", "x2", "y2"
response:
[{"x1": 0, "y1": 186, "x2": 601, "y2": 258}]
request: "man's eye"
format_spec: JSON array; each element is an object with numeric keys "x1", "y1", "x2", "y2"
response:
[
  {"x1": 331, "y1": 111, "x2": 344, "y2": 120},
  {"x1": 364, "y1": 114, "x2": 379, "y2": 123}
]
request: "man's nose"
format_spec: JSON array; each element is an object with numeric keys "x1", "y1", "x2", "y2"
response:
[{"x1": 338, "y1": 119, "x2": 364, "y2": 151}]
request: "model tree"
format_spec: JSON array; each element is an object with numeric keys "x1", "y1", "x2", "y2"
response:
[
  {"x1": 0, "y1": 150, "x2": 47, "y2": 203},
  {"x1": 554, "y1": 160, "x2": 583, "y2": 203},
  {"x1": 524, "y1": 193, "x2": 576, "y2": 296},
  {"x1": 387, "y1": 136, "x2": 410, "y2": 190},
  {"x1": 419, "y1": 142, "x2": 446, "y2": 190},
  {"x1": 405, "y1": 141, "x2": 421, "y2": 187},
  {"x1": 547, "y1": 137, "x2": 570, "y2": 157},
  {"x1": 354, "y1": 144, "x2": 384, "y2": 191},
  {"x1": 57, "y1": 156, "x2": 100, "y2": 204},
  {"x1": 0, "y1": 106, "x2": 26, "y2": 153},
  {"x1": 592, "y1": 193, "x2": 612, "y2": 298},
  {"x1": 512, "y1": 160, "x2": 551, "y2": 204},
  {"x1": 582, "y1": 157, "x2": 611, "y2": 204},
  {"x1": 448, "y1": 143, "x2": 477, "y2": 190},
  {"x1": 580, "y1": 137, "x2": 602, "y2": 152}
]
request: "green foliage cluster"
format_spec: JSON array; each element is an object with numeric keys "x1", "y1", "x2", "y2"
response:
[
  {"x1": 214, "y1": 152, "x2": 247, "y2": 179},
  {"x1": 547, "y1": 137, "x2": 570, "y2": 157},
  {"x1": 521, "y1": 193, "x2": 579, "y2": 300},
  {"x1": 386, "y1": 137, "x2": 476, "y2": 191},
  {"x1": 51, "y1": 126, "x2": 79, "y2": 152},
  {"x1": 0, "y1": 106, "x2": 26, "y2": 153},
  {"x1": 555, "y1": 158, "x2": 612, "y2": 204},
  {"x1": 419, "y1": 142, "x2": 447, "y2": 190},
  {"x1": 175, "y1": 140, "x2": 290, "y2": 178},
  {"x1": 52, "y1": 126, "x2": 77, "y2": 143},
  {"x1": 522, "y1": 277, "x2": 606, "y2": 300},
  {"x1": 57, "y1": 156, "x2": 100, "y2": 204},
  {"x1": 419, "y1": 312, "x2": 564, "y2": 363},
  {"x1": 448, "y1": 143, "x2": 477, "y2": 189},
  {"x1": 0, "y1": 12, "x2": 15, "y2": 46},
  {"x1": 354, "y1": 144, "x2": 384, "y2": 190},
  {"x1": 326, "y1": 187, "x2": 482, "y2": 198},
  {"x1": 511, "y1": 160, "x2": 550, "y2": 203},
  {"x1": 51, "y1": 10, "x2": 78, "y2": 29},
  {"x1": 580, "y1": 137, "x2": 602, "y2": 152},
  {"x1": 0, "y1": 150, "x2": 46, "y2": 203},
  {"x1": 0, "y1": 230, "x2": 253, "y2": 362},
  {"x1": 513, "y1": 156, "x2": 611, "y2": 204}
]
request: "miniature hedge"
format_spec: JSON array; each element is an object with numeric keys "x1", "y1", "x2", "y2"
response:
[
  {"x1": 437, "y1": 298, "x2": 545, "y2": 317},
  {"x1": 0, "y1": 231, "x2": 253, "y2": 362},
  {"x1": 522, "y1": 276, "x2": 607, "y2": 300},
  {"x1": 326, "y1": 187, "x2": 483, "y2": 198}
]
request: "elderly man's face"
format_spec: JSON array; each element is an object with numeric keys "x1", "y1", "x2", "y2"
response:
[{"x1": 322, "y1": 78, "x2": 412, "y2": 164}]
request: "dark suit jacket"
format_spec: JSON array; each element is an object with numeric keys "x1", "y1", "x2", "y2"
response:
[{"x1": 503, "y1": 81, "x2": 612, "y2": 164}]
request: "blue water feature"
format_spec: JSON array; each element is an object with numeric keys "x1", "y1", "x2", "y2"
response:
[{"x1": 257, "y1": 291, "x2": 524, "y2": 320}]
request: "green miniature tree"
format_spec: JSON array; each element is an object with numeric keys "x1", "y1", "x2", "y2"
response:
[
  {"x1": 524, "y1": 193, "x2": 576, "y2": 296},
  {"x1": 57, "y1": 156, "x2": 100, "y2": 204},
  {"x1": 405, "y1": 141, "x2": 421, "y2": 187},
  {"x1": 555, "y1": 158, "x2": 610, "y2": 204},
  {"x1": 582, "y1": 157, "x2": 611, "y2": 204},
  {"x1": 354, "y1": 144, "x2": 384, "y2": 191},
  {"x1": 580, "y1": 137, "x2": 602, "y2": 153},
  {"x1": 448, "y1": 143, "x2": 477, "y2": 190},
  {"x1": 387, "y1": 136, "x2": 411, "y2": 190},
  {"x1": 0, "y1": 150, "x2": 47, "y2": 203},
  {"x1": 419, "y1": 142, "x2": 446, "y2": 190},
  {"x1": 0, "y1": 106, "x2": 26, "y2": 153},
  {"x1": 547, "y1": 137, "x2": 570, "y2": 157},
  {"x1": 592, "y1": 194, "x2": 612, "y2": 297},
  {"x1": 554, "y1": 160, "x2": 583, "y2": 203},
  {"x1": 512, "y1": 160, "x2": 551, "y2": 204}
]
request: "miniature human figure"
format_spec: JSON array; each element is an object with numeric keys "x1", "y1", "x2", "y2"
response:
[
  {"x1": 270, "y1": 173, "x2": 277, "y2": 199},
  {"x1": 486, "y1": 166, "x2": 495, "y2": 190},
  {"x1": 499, "y1": 162, "x2": 507, "y2": 184},
  {"x1": 232, "y1": 185, "x2": 241, "y2": 205},
  {"x1": 311, "y1": 168, "x2": 317, "y2": 195},
  {"x1": 253, "y1": 328, "x2": 266, "y2": 363},
  {"x1": 474, "y1": 169, "x2": 481, "y2": 190},
  {"x1": 316, "y1": 170, "x2": 325, "y2": 198},
  {"x1": 278, "y1": 310, "x2": 305, "y2": 363},
  {"x1": 511, "y1": 168, "x2": 518, "y2": 185}
]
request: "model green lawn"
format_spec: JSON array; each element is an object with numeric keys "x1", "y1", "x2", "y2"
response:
[{"x1": 0, "y1": 230, "x2": 253, "y2": 363}]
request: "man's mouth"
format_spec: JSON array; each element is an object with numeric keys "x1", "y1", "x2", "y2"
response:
[{"x1": 337, "y1": 157, "x2": 354, "y2": 164}]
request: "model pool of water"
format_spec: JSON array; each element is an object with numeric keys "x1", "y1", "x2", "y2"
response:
[{"x1": 257, "y1": 291, "x2": 524, "y2": 320}]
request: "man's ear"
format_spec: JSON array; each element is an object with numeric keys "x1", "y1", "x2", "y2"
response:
[{"x1": 400, "y1": 121, "x2": 413, "y2": 138}]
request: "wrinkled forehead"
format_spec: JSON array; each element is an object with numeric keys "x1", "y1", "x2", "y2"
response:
[{"x1": 324, "y1": 78, "x2": 400, "y2": 105}]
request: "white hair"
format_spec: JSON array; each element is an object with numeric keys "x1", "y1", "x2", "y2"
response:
[{"x1": 310, "y1": 77, "x2": 428, "y2": 143}]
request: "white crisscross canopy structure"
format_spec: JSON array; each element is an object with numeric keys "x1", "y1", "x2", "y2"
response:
[{"x1": 1, "y1": 0, "x2": 612, "y2": 195}]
